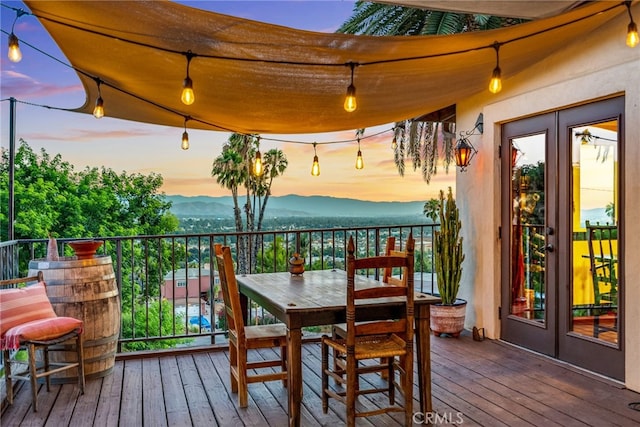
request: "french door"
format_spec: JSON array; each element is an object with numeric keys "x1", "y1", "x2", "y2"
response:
[{"x1": 500, "y1": 97, "x2": 624, "y2": 380}]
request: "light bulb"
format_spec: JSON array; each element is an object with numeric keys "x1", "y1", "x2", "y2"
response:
[
  {"x1": 253, "y1": 151, "x2": 263, "y2": 176},
  {"x1": 344, "y1": 84, "x2": 357, "y2": 112},
  {"x1": 311, "y1": 155, "x2": 320, "y2": 176},
  {"x1": 93, "y1": 97, "x2": 104, "y2": 119},
  {"x1": 489, "y1": 67, "x2": 502, "y2": 94},
  {"x1": 181, "y1": 77, "x2": 195, "y2": 105},
  {"x1": 8, "y1": 33, "x2": 22, "y2": 63},
  {"x1": 627, "y1": 21, "x2": 639, "y2": 48},
  {"x1": 391, "y1": 136, "x2": 397, "y2": 150},
  {"x1": 355, "y1": 150, "x2": 364, "y2": 170},
  {"x1": 181, "y1": 131, "x2": 189, "y2": 150}
]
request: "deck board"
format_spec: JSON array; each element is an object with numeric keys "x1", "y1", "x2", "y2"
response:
[{"x1": 3, "y1": 333, "x2": 640, "y2": 426}]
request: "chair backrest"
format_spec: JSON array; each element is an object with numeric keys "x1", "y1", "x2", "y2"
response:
[
  {"x1": 585, "y1": 220, "x2": 618, "y2": 305},
  {"x1": 214, "y1": 244, "x2": 245, "y2": 340},
  {"x1": 346, "y1": 233, "x2": 415, "y2": 344},
  {"x1": 382, "y1": 236, "x2": 409, "y2": 286}
]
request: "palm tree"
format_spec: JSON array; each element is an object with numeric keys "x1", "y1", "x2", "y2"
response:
[
  {"x1": 212, "y1": 134, "x2": 288, "y2": 272},
  {"x1": 338, "y1": 1, "x2": 525, "y2": 183},
  {"x1": 211, "y1": 133, "x2": 247, "y2": 234}
]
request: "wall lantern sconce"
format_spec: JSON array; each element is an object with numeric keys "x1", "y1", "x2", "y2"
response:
[{"x1": 454, "y1": 113, "x2": 482, "y2": 171}]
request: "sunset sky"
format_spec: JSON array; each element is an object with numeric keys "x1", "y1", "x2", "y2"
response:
[{"x1": 1, "y1": 1, "x2": 456, "y2": 203}]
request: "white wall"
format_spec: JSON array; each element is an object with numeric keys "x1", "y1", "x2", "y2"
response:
[{"x1": 455, "y1": 5, "x2": 640, "y2": 391}]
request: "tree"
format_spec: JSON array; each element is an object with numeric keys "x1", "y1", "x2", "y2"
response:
[
  {"x1": 1, "y1": 140, "x2": 178, "y2": 241},
  {"x1": 338, "y1": 1, "x2": 525, "y2": 183},
  {"x1": 423, "y1": 198, "x2": 440, "y2": 222},
  {"x1": 211, "y1": 134, "x2": 288, "y2": 272},
  {"x1": 0, "y1": 140, "x2": 183, "y2": 351}
]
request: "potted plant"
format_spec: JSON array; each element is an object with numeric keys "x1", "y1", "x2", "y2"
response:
[{"x1": 430, "y1": 187, "x2": 467, "y2": 337}]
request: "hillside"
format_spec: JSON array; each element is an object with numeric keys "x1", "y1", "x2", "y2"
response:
[{"x1": 165, "y1": 195, "x2": 426, "y2": 218}]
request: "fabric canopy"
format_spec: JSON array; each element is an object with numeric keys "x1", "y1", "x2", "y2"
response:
[{"x1": 24, "y1": 1, "x2": 626, "y2": 135}]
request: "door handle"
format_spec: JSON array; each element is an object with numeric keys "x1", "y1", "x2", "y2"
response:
[{"x1": 545, "y1": 244, "x2": 555, "y2": 252}]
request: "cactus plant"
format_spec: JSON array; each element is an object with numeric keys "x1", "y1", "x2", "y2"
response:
[{"x1": 434, "y1": 187, "x2": 465, "y2": 305}]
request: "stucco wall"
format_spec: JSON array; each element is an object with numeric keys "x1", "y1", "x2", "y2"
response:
[{"x1": 455, "y1": 5, "x2": 640, "y2": 391}]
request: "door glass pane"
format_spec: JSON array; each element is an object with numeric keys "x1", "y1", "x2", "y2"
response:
[
  {"x1": 510, "y1": 134, "x2": 546, "y2": 322},
  {"x1": 571, "y1": 121, "x2": 619, "y2": 344}
]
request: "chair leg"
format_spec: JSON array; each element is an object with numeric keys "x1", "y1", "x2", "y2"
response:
[
  {"x1": 76, "y1": 334, "x2": 85, "y2": 395},
  {"x1": 237, "y1": 346, "x2": 248, "y2": 408},
  {"x1": 28, "y1": 343, "x2": 38, "y2": 412},
  {"x1": 388, "y1": 358, "x2": 395, "y2": 405},
  {"x1": 4, "y1": 350, "x2": 13, "y2": 405},
  {"x1": 280, "y1": 345, "x2": 287, "y2": 387},
  {"x1": 346, "y1": 354, "x2": 357, "y2": 427},
  {"x1": 229, "y1": 341, "x2": 238, "y2": 393},
  {"x1": 321, "y1": 339, "x2": 328, "y2": 413},
  {"x1": 43, "y1": 346, "x2": 50, "y2": 392}
]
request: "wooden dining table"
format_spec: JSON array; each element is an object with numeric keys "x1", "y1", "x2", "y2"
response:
[{"x1": 236, "y1": 269, "x2": 440, "y2": 427}]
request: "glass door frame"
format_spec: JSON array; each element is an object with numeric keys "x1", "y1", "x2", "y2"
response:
[
  {"x1": 556, "y1": 96, "x2": 625, "y2": 380},
  {"x1": 500, "y1": 112, "x2": 557, "y2": 357}
]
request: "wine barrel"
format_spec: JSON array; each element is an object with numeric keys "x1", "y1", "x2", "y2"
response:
[{"x1": 29, "y1": 255, "x2": 120, "y2": 383}]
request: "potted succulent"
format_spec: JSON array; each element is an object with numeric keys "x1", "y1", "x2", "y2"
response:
[{"x1": 430, "y1": 187, "x2": 467, "y2": 337}]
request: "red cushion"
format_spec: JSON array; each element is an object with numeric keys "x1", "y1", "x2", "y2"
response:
[
  {"x1": 0, "y1": 282, "x2": 83, "y2": 350},
  {"x1": 2, "y1": 317, "x2": 83, "y2": 350}
]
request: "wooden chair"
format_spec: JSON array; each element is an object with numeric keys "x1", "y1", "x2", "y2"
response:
[
  {"x1": 321, "y1": 234, "x2": 415, "y2": 426},
  {"x1": 331, "y1": 236, "x2": 408, "y2": 377},
  {"x1": 585, "y1": 221, "x2": 618, "y2": 338},
  {"x1": 0, "y1": 272, "x2": 85, "y2": 412},
  {"x1": 214, "y1": 245, "x2": 287, "y2": 408}
]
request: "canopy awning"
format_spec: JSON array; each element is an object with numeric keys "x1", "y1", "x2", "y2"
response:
[{"x1": 24, "y1": 1, "x2": 627, "y2": 135}]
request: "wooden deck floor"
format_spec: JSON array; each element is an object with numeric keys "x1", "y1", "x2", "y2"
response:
[{"x1": 2, "y1": 332, "x2": 640, "y2": 426}]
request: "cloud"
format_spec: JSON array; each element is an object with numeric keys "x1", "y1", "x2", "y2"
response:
[
  {"x1": 24, "y1": 128, "x2": 154, "y2": 143},
  {"x1": 1, "y1": 68, "x2": 82, "y2": 99}
]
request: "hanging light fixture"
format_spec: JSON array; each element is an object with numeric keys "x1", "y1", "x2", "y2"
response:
[
  {"x1": 626, "y1": 1, "x2": 639, "y2": 48},
  {"x1": 181, "y1": 51, "x2": 195, "y2": 105},
  {"x1": 93, "y1": 79, "x2": 105, "y2": 119},
  {"x1": 489, "y1": 42, "x2": 502, "y2": 94},
  {"x1": 455, "y1": 114, "x2": 482, "y2": 171},
  {"x1": 343, "y1": 62, "x2": 357, "y2": 113},
  {"x1": 253, "y1": 137, "x2": 264, "y2": 176},
  {"x1": 181, "y1": 117, "x2": 190, "y2": 150},
  {"x1": 7, "y1": 9, "x2": 27, "y2": 63},
  {"x1": 355, "y1": 138, "x2": 364, "y2": 170},
  {"x1": 454, "y1": 137, "x2": 477, "y2": 171},
  {"x1": 311, "y1": 142, "x2": 320, "y2": 176}
]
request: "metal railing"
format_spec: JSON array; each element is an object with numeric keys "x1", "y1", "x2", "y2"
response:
[{"x1": 0, "y1": 223, "x2": 437, "y2": 353}]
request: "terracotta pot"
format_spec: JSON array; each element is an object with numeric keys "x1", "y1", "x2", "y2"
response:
[
  {"x1": 430, "y1": 299, "x2": 467, "y2": 338},
  {"x1": 68, "y1": 240, "x2": 103, "y2": 259}
]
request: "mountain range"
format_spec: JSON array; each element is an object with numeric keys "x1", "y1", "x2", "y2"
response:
[{"x1": 165, "y1": 195, "x2": 426, "y2": 218}]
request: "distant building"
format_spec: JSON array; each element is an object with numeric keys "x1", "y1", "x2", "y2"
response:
[{"x1": 161, "y1": 267, "x2": 220, "y2": 303}]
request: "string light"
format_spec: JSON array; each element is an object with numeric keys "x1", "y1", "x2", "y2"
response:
[
  {"x1": 181, "y1": 117, "x2": 190, "y2": 150},
  {"x1": 626, "y1": 1, "x2": 639, "y2": 48},
  {"x1": 181, "y1": 51, "x2": 195, "y2": 105},
  {"x1": 311, "y1": 142, "x2": 320, "y2": 176},
  {"x1": 93, "y1": 79, "x2": 104, "y2": 119},
  {"x1": 489, "y1": 42, "x2": 502, "y2": 94},
  {"x1": 344, "y1": 62, "x2": 357, "y2": 113},
  {"x1": 7, "y1": 9, "x2": 27, "y2": 62},
  {"x1": 253, "y1": 137, "x2": 263, "y2": 176},
  {"x1": 355, "y1": 137, "x2": 364, "y2": 170}
]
